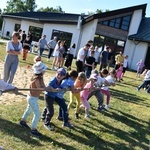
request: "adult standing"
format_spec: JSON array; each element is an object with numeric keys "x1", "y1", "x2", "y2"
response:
[
  {"x1": 21, "y1": 30, "x2": 26, "y2": 45},
  {"x1": 47, "y1": 37, "x2": 57, "y2": 61},
  {"x1": 61, "y1": 41, "x2": 68, "y2": 67},
  {"x1": 38, "y1": 35, "x2": 49, "y2": 56},
  {"x1": 114, "y1": 51, "x2": 124, "y2": 70},
  {"x1": 76, "y1": 44, "x2": 90, "y2": 73},
  {"x1": 64, "y1": 43, "x2": 76, "y2": 70},
  {"x1": 3, "y1": 32, "x2": 22, "y2": 83},
  {"x1": 94, "y1": 46, "x2": 100, "y2": 68},
  {"x1": 107, "y1": 48, "x2": 113, "y2": 71},
  {"x1": 99, "y1": 46, "x2": 109, "y2": 71}
]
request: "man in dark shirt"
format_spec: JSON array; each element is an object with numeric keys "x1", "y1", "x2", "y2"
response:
[
  {"x1": 99, "y1": 46, "x2": 109, "y2": 71},
  {"x1": 85, "y1": 50, "x2": 95, "y2": 78}
]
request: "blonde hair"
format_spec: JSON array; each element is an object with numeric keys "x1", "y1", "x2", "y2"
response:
[
  {"x1": 34, "y1": 56, "x2": 41, "y2": 63},
  {"x1": 77, "y1": 72, "x2": 87, "y2": 82}
]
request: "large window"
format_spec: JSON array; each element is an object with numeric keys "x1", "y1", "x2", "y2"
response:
[
  {"x1": 28, "y1": 26, "x2": 43, "y2": 41},
  {"x1": 51, "y1": 29, "x2": 73, "y2": 46},
  {"x1": 99, "y1": 15, "x2": 131, "y2": 31},
  {"x1": 14, "y1": 24, "x2": 21, "y2": 32}
]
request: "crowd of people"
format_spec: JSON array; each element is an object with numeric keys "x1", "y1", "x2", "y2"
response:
[{"x1": 1, "y1": 31, "x2": 150, "y2": 138}]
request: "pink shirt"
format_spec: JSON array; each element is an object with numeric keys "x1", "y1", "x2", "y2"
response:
[{"x1": 80, "y1": 82, "x2": 92, "y2": 100}]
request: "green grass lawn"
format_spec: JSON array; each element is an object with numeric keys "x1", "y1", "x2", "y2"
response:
[{"x1": 0, "y1": 43, "x2": 150, "y2": 150}]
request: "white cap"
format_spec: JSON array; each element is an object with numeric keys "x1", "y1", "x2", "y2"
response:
[
  {"x1": 32, "y1": 61, "x2": 47, "y2": 74},
  {"x1": 90, "y1": 73, "x2": 97, "y2": 80}
]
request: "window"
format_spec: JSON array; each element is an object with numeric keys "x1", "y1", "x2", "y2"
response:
[
  {"x1": 51, "y1": 29, "x2": 73, "y2": 46},
  {"x1": 14, "y1": 24, "x2": 21, "y2": 32},
  {"x1": 29, "y1": 26, "x2": 43, "y2": 41},
  {"x1": 99, "y1": 15, "x2": 131, "y2": 31}
]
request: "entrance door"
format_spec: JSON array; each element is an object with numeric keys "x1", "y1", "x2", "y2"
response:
[{"x1": 145, "y1": 45, "x2": 150, "y2": 68}]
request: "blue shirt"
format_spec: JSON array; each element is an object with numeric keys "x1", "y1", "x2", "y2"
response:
[
  {"x1": 45, "y1": 77, "x2": 61, "y2": 98},
  {"x1": 56, "y1": 78, "x2": 74, "y2": 99}
]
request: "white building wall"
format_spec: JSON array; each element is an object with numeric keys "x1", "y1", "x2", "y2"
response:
[
  {"x1": 2, "y1": 18, "x2": 21, "y2": 37},
  {"x1": 79, "y1": 19, "x2": 98, "y2": 49},
  {"x1": 124, "y1": 9, "x2": 146, "y2": 70},
  {"x1": 21, "y1": 20, "x2": 44, "y2": 35}
]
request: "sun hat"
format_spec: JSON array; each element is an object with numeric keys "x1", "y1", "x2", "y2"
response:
[
  {"x1": 57, "y1": 68, "x2": 66, "y2": 76},
  {"x1": 32, "y1": 61, "x2": 47, "y2": 74},
  {"x1": 91, "y1": 70, "x2": 99, "y2": 76},
  {"x1": 90, "y1": 73, "x2": 97, "y2": 80}
]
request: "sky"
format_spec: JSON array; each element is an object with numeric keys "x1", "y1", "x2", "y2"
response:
[{"x1": 0, "y1": 0, "x2": 150, "y2": 17}]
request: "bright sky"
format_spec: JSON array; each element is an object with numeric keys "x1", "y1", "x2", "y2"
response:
[{"x1": 0, "y1": 0, "x2": 150, "y2": 17}]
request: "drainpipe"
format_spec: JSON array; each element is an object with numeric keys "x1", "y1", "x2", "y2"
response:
[
  {"x1": 130, "y1": 39, "x2": 140, "y2": 69},
  {"x1": 0, "y1": 13, "x2": 6, "y2": 39}
]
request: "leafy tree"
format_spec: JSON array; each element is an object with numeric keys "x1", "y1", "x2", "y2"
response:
[
  {"x1": 3, "y1": 0, "x2": 37, "y2": 13},
  {"x1": 37, "y1": 6, "x2": 63, "y2": 13}
]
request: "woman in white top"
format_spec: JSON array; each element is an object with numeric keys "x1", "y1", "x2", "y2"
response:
[
  {"x1": 64, "y1": 43, "x2": 76, "y2": 70},
  {"x1": 3, "y1": 31, "x2": 22, "y2": 83},
  {"x1": 51, "y1": 40, "x2": 61, "y2": 70}
]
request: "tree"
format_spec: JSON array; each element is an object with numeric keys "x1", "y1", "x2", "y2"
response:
[
  {"x1": 37, "y1": 6, "x2": 63, "y2": 13},
  {"x1": 3, "y1": 0, "x2": 37, "y2": 13}
]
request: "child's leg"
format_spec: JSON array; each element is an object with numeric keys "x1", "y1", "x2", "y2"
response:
[
  {"x1": 80, "y1": 96, "x2": 90, "y2": 116},
  {"x1": 29, "y1": 97, "x2": 40, "y2": 129},
  {"x1": 105, "y1": 90, "x2": 111, "y2": 105},
  {"x1": 22, "y1": 95, "x2": 34, "y2": 121},
  {"x1": 75, "y1": 93, "x2": 80, "y2": 114},
  {"x1": 67, "y1": 92, "x2": 74, "y2": 113}
]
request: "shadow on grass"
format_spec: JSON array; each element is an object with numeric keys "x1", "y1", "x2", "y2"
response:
[
  {"x1": 0, "y1": 118, "x2": 77, "y2": 150},
  {"x1": 110, "y1": 88, "x2": 150, "y2": 107},
  {"x1": 92, "y1": 109, "x2": 149, "y2": 150}
]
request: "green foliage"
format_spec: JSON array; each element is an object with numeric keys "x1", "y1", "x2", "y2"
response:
[
  {"x1": 3, "y1": 0, "x2": 37, "y2": 13},
  {"x1": 37, "y1": 6, "x2": 63, "y2": 13}
]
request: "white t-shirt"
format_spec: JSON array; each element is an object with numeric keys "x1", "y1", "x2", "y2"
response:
[
  {"x1": 69, "y1": 47, "x2": 75, "y2": 55},
  {"x1": 123, "y1": 58, "x2": 128, "y2": 68},
  {"x1": 94, "y1": 51, "x2": 100, "y2": 62},
  {"x1": 53, "y1": 44, "x2": 60, "y2": 57},
  {"x1": 95, "y1": 76, "x2": 105, "y2": 87},
  {"x1": 7, "y1": 41, "x2": 22, "y2": 53},
  {"x1": 77, "y1": 48, "x2": 85, "y2": 62},
  {"x1": 101, "y1": 75, "x2": 114, "y2": 91},
  {"x1": 144, "y1": 70, "x2": 150, "y2": 81}
]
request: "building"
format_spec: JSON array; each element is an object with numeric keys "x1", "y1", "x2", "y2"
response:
[{"x1": 1, "y1": 3, "x2": 150, "y2": 70}]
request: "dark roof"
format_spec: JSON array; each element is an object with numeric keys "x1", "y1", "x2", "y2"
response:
[
  {"x1": 1, "y1": 12, "x2": 85, "y2": 24},
  {"x1": 128, "y1": 17, "x2": 150, "y2": 43},
  {"x1": 82, "y1": 4, "x2": 147, "y2": 25}
]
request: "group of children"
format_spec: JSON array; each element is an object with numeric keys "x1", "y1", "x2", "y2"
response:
[{"x1": 13, "y1": 56, "x2": 116, "y2": 137}]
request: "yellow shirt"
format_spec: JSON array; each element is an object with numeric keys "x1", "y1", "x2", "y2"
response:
[{"x1": 115, "y1": 54, "x2": 124, "y2": 64}]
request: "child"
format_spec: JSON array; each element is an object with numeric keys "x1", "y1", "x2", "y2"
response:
[
  {"x1": 121, "y1": 55, "x2": 128, "y2": 80},
  {"x1": 116, "y1": 63, "x2": 123, "y2": 82},
  {"x1": 136, "y1": 59, "x2": 145, "y2": 77},
  {"x1": 68, "y1": 72, "x2": 87, "y2": 119},
  {"x1": 20, "y1": 56, "x2": 48, "y2": 137},
  {"x1": 80, "y1": 74, "x2": 97, "y2": 118},
  {"x1": 137, "y1": 69, "x2": 150, "y2": 91},
  {"x1": 87, "y1": 69, "x2": 109, "y2": 111},
  {"x1": 85, "y1": 50, "x2": 95, "y2": 78},
  {"x1": 57, "y1": 41, "x2": 65, "y2": 68},
  {"x1": 56, "y1": 70, "x2": 78, "y2": 125},
  {"x1": 41, "y1": 68, "x2": 69, "y2": 130},
  {"x1": 101, "y1": 69, "x2": 116, "y2": 109}
]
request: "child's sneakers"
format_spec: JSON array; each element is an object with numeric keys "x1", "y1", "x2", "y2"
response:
[
  {"x1": 105, "y1": 105, "x2": 110, "y2": 109},
  {"x1": 44, "y1": 124, "x2": 54, "y2": 131},
  {"x1": 30, "y1": 129, "x2": 42, "y2": 137},
  {"x1": 62, "y1": 122, "x2": 74, "y2": 128},
  {"x1": 75, "y1": 113, "x2": 79, "y2": 119},
  {"x1": 20, "y1": 121, "x2": 30, "y2": 129},
  {"x1": 84, "y1": 114, "x2": 90, "y2": 119}
]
